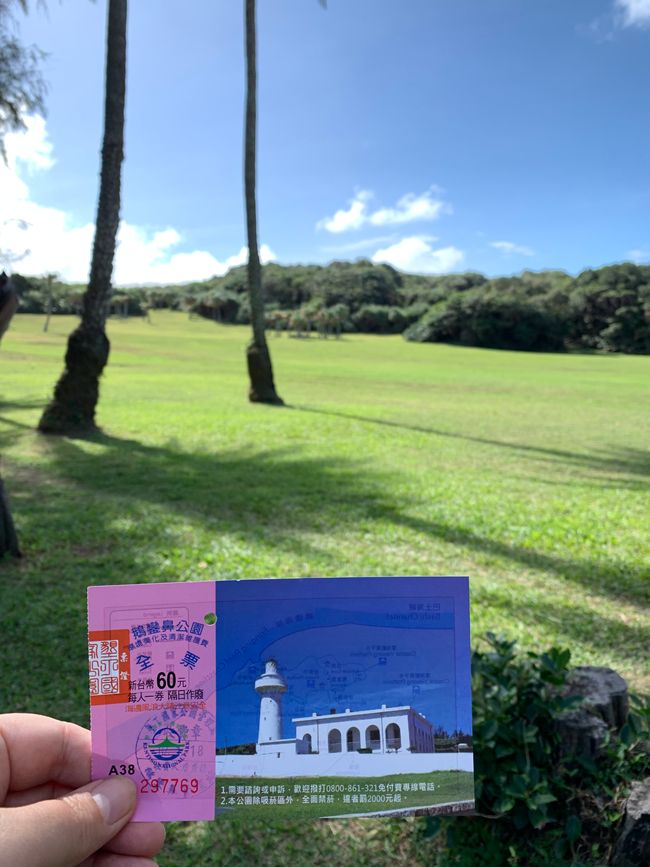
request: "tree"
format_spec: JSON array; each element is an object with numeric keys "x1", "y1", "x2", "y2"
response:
[
  {"x1": 0, "y1": 272, "x2": 21, "y2": 558},
  {"x1": 0, "y1": 0, "x2": 46, "y2": 163},
  {"x1": 242, "y1": 0, "x2": 326, "y2": 402},
  {"x1": 41, "y1": 271, "x2": 58, "y2": 332},
  {"x1": 0, "y1": 0, "x2": 45, "y2": 556},
  {"x1": 38, "y1": 0, "x2": 127, "y2": 434},
  {"x1": 243, "y1": 0, "x2": 283, "y2": 404}
]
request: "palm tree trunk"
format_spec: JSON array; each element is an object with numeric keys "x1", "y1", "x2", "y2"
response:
[
  {"x1": 244, "y1": 0, "x2": 282, "y2": 405},
  {"x1": 38, "y1": 0, "x2": 127, "y2": 434},
  {"x1": 0, "y1": 279, "x2": 21, "y2": 558},
  {"x1": 0, "y1": 477, "x2": 21, "y2": 558}
]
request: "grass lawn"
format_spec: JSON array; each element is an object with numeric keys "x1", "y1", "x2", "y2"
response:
[{"x1": 1, "y1": 311, "x2": 648, "y2": 865}]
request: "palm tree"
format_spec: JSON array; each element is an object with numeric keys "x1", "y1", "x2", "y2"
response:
[
  {"x1": 0, "y1": 272, "x2": 21, "y2": 557},
  {"x1": 243, "y1": 0, "x2": 326, "y2": 402},
  {"x1": 243, "y1": 0, "x2": 283, "y2": 404},
  {"x1": 38, "y1": 0, "x2": 127, "y2": 434}
]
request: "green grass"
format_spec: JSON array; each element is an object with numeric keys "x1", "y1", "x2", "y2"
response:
[
  {"x1": 216, "y1": 772, "x2": 474, "y2": 819},
  {"x1": 1, "y1": 311, "x2": 649, "y2": 865},
  {"x1": 161, "y1": 813, "x2": 439, "y2": 867}
]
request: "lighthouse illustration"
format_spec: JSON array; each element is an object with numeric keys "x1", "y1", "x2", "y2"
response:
[
  {"x1": 255, "y1": 658, "x2": 287, "y2": 744},
  {"x1": 250, "y1": 658, "x2": 437, "y2": 761}
]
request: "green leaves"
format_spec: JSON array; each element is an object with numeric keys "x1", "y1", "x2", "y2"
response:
[
  {"x1": 479, "y1": 719, "x2": 498, "y2": 745},
  {"x1": 565, "y1": 814, "x2": 581, "y2": 844},
  {"x1": 492, "y1": 796, "x2": 516, "y2": 813},
  {"x1": 428, "y1": 633, "x2": 650, "y2": 866}
]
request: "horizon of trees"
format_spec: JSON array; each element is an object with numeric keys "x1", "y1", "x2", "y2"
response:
[{"x1": 10, "y1": 258, "x2": 650, "y2": 355}]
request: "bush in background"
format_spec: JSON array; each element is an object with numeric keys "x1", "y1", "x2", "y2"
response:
[
  {"x1": 9, "y1": 261, "x2": 650, "y2": 353},
  {"x1": 566, "y1": 265, "x2": 650, "y2": 353},
  {"x1": 423, "y1": 634, "x2": 650, "y2": 867},
  {"x1": 404, "y1": 294, "x2": 566, "y2": 352},
  {"x1": 352, "y1": 304, "x2": 408, "y2": 334}
]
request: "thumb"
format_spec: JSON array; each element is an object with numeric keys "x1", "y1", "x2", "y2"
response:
[{"x1": 0, "y1": 776, "x2": 137, "y2": 867}]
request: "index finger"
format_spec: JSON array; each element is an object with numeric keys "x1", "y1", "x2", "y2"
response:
[{"x1": 0, "y1": 713, "x2": 91, "y2": 801}]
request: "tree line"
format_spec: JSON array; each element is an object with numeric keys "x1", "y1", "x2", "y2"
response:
[{"x1": 12, "y1": 259, "x2": 650, "y2": 354}]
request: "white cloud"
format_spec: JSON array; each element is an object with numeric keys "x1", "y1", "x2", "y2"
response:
[
  {"x1": 490, "y1": 240, "x2": 534, "y2": 257},
  {"x1": 369, "y1": 190, "x2": 447, "y2": 226},
  {"x1": 321, "y1": 235, "x2": 398, "y2": 254},
  {"x1": 371, "y1": 236, "x2": 464, "y2": 274},
  {"x1": 318, "y1": 187, "x2": 448, "y2": 234},
  {"x1": 616, "y1": 0, "x2": 650, "y2": 27},
  {"x1": 0, "y1": 115, "x2": 276, "y2": 285},
  {"x1": 626, "y1": 248, "x2": 650, "y2": 263},
  {"x1": 317, "y1": 190, "x2": 372, "y2": 233},
  {"x1": 113, "y1": 225, "x2": 276, "y2": 285},
  {"x1": 7, "y1": 114, "x2": 55, "y2": 172}
]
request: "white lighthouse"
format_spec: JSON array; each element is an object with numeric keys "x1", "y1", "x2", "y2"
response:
[
  {"x1": 255, "y1": 658, "x2": 287, "y2": 745},
  {"x1": 216, "y1": 661, "x2": 472, "y2": 779}
]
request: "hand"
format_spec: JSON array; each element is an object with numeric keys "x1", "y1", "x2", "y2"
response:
[{"x1": 0, "y1": 713, "x2": 165, "y2": 867}]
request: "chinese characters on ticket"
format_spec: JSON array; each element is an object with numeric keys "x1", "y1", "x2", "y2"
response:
[
  {"x1": 88, "y1": 581, "x2": 216, "y2": 821},
  {"x1": 88, "y1": 576, "x2": 474, "y2": 821}
]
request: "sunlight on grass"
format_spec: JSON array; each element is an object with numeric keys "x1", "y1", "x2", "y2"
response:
[{"x1": 1, "y1": 311, "x2": 648, "y2": 864}]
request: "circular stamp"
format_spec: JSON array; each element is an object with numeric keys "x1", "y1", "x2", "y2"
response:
[{"x1": 136, "y1": 706, "x2": 215, "y2": 793}]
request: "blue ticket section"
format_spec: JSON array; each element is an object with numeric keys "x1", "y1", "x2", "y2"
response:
[{"x1": 215, "y1": 576, "x2": 474, "y2": 818}]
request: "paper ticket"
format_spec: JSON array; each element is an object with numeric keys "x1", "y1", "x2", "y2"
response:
[
  {"x1": 88, "y1": 581, "x2": 216, "y2": 821},
  {"x1": 89, "y1": 576, "x2": 474, "y2": 822}
]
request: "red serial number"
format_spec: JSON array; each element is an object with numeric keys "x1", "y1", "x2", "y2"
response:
[{"x1": 140, "y1": 778, "x2": 199, "y2": 794}]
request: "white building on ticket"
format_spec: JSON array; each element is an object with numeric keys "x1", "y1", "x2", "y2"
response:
[
  {"x1": 255, "y1": 657, "x2": 434, "y2": 756},
  {"x1": 217, "y1": 659, "x2": 473, "y2": 778}
]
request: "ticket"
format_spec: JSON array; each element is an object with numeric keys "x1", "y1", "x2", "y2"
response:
[
  {"x1": 89, "y1": 576, "x2": 474, "y2": 822},
  {"x1": 88, "y1": 581, "x2": 216, "y2": 821}
]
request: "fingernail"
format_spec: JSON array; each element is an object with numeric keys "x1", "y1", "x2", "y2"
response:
[{"x1": 91, "y1": 776, "x2": 136, "y2": 825}]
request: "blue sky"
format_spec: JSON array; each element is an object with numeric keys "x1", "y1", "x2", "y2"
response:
[{"x1": 2, "y1": 0, "x2": 650, "y2": 284}]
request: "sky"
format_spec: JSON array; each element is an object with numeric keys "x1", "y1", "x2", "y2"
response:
[
  {"x1": 216, "y1": 576, "x2": 472, "y2": 747},
  {"x1": 2, "y1": 0, "x2": 650, "y2": 285}
]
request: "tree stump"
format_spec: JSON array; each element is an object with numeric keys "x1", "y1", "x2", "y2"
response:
[
  {"x1": 612, "y1": 777, "x2": 650, "y2": 867},
  {"x1": 555, "y1": 666, "x2": 629, "y2": 760}
]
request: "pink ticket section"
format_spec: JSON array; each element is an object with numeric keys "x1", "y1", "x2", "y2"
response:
[{"x1": 88, "y1": 581, "x2": 216, "y2": 822}]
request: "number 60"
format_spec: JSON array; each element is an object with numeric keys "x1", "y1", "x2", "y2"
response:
[{"x1": 156, "y1": 671, "x2": 176, "y2": 689}]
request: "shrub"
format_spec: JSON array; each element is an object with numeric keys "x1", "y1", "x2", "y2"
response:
[
  {"x1": 402, "y1": 301, "x2": 430, "y2": 326},
  {"x1": 187, "y1": 288, "x2": 241, "y2": 323},
  {"x1": 422, "y1": 634, "x2": 650, "y2": 867},
  {"x1": 311, "y1": 260, "x2": 401, "y2": 309},
  {"x1": 235, "y1": 295, "x2": 251, "y2": 325},
  {"x1": 314, "y1": 303, "x2": 351, "y2": 337},
  {"x1": 404, "y1": 295, "x2": 566, "y2": 351},
  {"x1": 352, "y1": 305, "x2": 408, "y2": 334},
  {"x1": 567, "y1": 265, "x2": 650, "y2": 353},
  {"x1": 399, "y1": 272, "x2": 488, "y2": 306}
]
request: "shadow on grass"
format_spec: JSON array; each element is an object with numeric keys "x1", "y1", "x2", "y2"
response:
[
  {"x1": 26, "y1": 430, "x2": 649, "y2": 610},
  {"x1": 1, "y1": 425, "x2": 647, "y2": 724},
  {"x1": 386, "y1": 511, "x2": 648, "y2": 607},
  {"x1": 36, "y1": 431, "x2": 391, "y2": 563},
  {"x1": 0, "y1": 398, "x2": 46, "y2": 411},
  {"x1": 293, "y1": 406, "x2": 650, "y2": 491},
  {"x1": 0, "y1": 401, "x2": 43, "y2": 449},
  {"x1": 0, "y1": 420, "x2": 25, "y2": 450}
]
